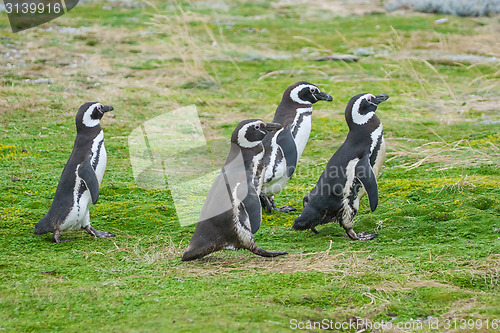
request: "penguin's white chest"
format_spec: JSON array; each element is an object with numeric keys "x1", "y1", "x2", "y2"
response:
[
  {"x1": 262, "y1": 154, "x2": 288, "y2": 196},
  {"x1": 292, "y1": 111, "x2": 311, "y2": 161},
  {"x1": 252, "y1": 150, "x2": 265, "y2": 193},
  {"x1": 94, "y1": 142, "x2": 107, "y2": 184},
  {"x1": 263, "y1": 129, "x2": 287, "y2": 195},
  {"x1": 60, "y1": 131, "x2": 106, "y2": 231}
]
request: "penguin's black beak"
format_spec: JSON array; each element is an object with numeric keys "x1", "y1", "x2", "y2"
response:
[
  {"x1": 102, "y1": 105, "x2": 114, "y2": 113},
  {"x1": 263, "y1": 122, "x2": 282, "y2": 132},
  {"x1": 373, "y1": 94, "x2": 389, "y2": 105},
  {"x1": 313, "y1": 91, "x2": 333, "y2": 102}
]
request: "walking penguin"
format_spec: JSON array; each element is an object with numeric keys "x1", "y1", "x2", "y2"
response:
[
  {"x1": 34, "y1": 102, "x2": 115, "y2": 243},
  {"x1": 182, "y1": 119, "x2": 287, "y2": 261},
  {"x1": 260, "y1": 81, "x2": 332, "y2": 213},
  {"x1": 292, "y1": 93, "x2": 389, "y2": 240}
]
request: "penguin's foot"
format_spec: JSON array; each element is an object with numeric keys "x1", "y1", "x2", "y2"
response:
[
  {"x1": 259, "y1": 194, "x2": 273, "y2": 213},
  {"x1": 251, "y1": 247, "x2": 287, "y2": 258},
  {"x1": 84, "y1": 225, "x2": 115, "y2": 238},
  {"x1": 275, "y1": 205, "x2": 297, "y2": 212},
  {"x1": 357, "y1": 232, "x2": 378, "y2": 241},
  {"x1": 310, "y1": 227, "x2": 319, "y2": 234},
  {"x1": 345, "y1": 228, "x2": 377, "y2": 241},
  {"x1": 52, "y1": 230, "x2": 70, "y2": 243},
  {"x1": 261, "y1": 195, "x2": 297, "y2": 213}
]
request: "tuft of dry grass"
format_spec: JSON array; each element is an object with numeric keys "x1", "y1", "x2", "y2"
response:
[
  {"x1": 79, "y1": 234, "x2": 185, "y2": 264},
  {"x1": 179, "y1": 243, "x2": 499, "y2": 291},
  {"x1": 438, "y1": 175, "x2": 477, "y2": 193},
  {"x1": 386, "y1": 137, "x2": 500, "y2": 170},
  {"x1": 145, "y1": 0, "x2": 241, "y2": 88}
]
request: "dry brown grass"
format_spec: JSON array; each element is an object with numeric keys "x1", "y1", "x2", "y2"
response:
[
  {"x1": 386, "y1": 138, "x2": 500, "y2": 170},
  {"x1": 174, "y1": 243, "x2": 499, "y2": 291}
]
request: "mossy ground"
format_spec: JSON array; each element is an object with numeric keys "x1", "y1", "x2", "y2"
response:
[{"x1": 0, "y1": 1, "x2": 499, "y2": 332}]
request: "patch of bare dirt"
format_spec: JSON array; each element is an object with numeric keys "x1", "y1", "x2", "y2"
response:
[{"x1": 276, "y1": 0, "x2": 385, "y2": 16}]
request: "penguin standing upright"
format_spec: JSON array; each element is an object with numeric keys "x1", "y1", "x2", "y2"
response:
[
  {"x1": 261, "y1": 81, "x2": 332, "y2": 212},
  {"x1": 292, "y1": 93, "x2": 389, "y2": 240},
  {"x1": 182, "y1": 119, "x2": 286, "y2": 261},
  {"x1": 34, "y1": 102, "x2": 115, "y2": 243}
]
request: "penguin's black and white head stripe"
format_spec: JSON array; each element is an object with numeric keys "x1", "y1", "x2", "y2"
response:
[
  {"x1": 76, "y1": 102, "x2": 114, "y2": 130},
  {"x1": 231, "y1": 119, "x2": 282, "y2": 148},
  {"x1": 346, "y1": 93, "x2": 388, "y2": 127},
  {"x1": 287, "y1": 81, "x2": 333, "y2": 105}
]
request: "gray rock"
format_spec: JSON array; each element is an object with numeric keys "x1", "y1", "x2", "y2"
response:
[
  {"x1": 354, "y1": 47, "x2": 375, "y2": 56},
  {"x1": 475, "y1": 120, "x2": 500, "y2": 125},
  {"x1": 26, "y1": 78, "x2": 53, "y2": 84},
  {"x1": 434, "y1": 18, "x2": 449, "y2": 23},
  {"x1": 385, "y1": 0, "x2": 500, "y2": 16},
  {"x1": 313, "y1": 54, "x2": 359, "y2": 62}
]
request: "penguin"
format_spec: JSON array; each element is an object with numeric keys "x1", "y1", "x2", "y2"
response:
[
  {"x1": 292, "y1": 93, "x2": 389, "y2": 241},
  {"x1": 34, "y1": 102, "x2": 115, "y2": 243},
  {"x1": 182, "y1": 119, "x2": 287, "y2": 261},
  {"x1": 260, "y1": 81, "x2": 333, "y2": 213}
]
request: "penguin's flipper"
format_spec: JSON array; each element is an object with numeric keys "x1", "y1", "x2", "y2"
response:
[
  {"x1": 78, "y1": 156, "x2": 100, "y2": 205},
  {"x1": 277, "y1": 129, "x2": 297, "y2": 177},
  {"x1": 199, "y1": 146, "x2": 246, "y2": 223},
  {"x1": 355, "y1": 156, "x2": 378, "y2": 212},
  {"x1": 241, "y1": 185, "x2": 262, "y2": 234}
]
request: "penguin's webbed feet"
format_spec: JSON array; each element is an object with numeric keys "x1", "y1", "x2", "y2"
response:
[
  {"x1": 259, "y1": 194, "x2": 273, "y2": 213},
  {"x1": 275, "y1": 205, "x2": 297, "y2": 213},
  {"x1": 357, "y1": 232, "x2": 378, "y2": 241},
  {"x1": 52, "y1": 230, "x2": 70, "y2": 243},
  {"x1": 261, "y1": 195, "x2": 297, "y2": 213},
  {"x1": 84, "y1": 225, "x2": 116, "y2": 238},
  {"x1": 344, "y1": 228, "x2": 377, "y2": 241}
]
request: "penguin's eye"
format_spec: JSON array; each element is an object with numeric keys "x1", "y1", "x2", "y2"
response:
[
  {"x1": 97, "y1": 104, "x2": 102, "y2": 112},
  {"x1": 255, "y1": 123, "x2": 261, "y2": 130},
  {"x1": 310, "y1": 87, "x2": 318, "y2": 94}
]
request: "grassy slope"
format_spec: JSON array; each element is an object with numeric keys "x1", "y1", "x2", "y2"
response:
[{"x1": 0, "y1": 1, "x2": 499, "y2": 332}]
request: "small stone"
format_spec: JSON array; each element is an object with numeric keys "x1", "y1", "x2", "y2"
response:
[
  {"x1": 31, "y1": 78, "x2": 53, "y2": 84},
  {"x1": 434, "y1": 18, "x2": 449, "y2": 24},
  {"x1": 354, "y1": 47, "x2": 375, "y2": 57}
]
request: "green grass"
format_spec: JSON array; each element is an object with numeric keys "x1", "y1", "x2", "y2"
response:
[{"x1": 1, "y1": 1, "x2": 499, "y2": 332}]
